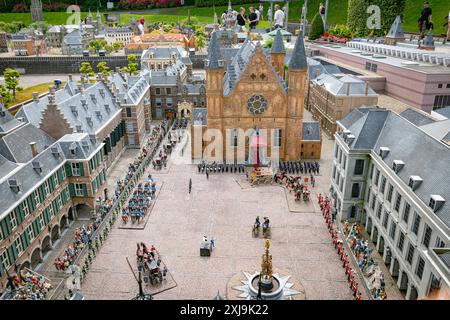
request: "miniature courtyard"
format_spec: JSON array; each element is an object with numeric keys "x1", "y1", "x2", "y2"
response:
[{"x1": 79, "y1": 113, "x2": 361, "y2": 300}]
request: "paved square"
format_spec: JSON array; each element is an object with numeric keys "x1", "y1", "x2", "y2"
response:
[{"x1": 81, "y1": 132, "x2": 357, "y2": 300}]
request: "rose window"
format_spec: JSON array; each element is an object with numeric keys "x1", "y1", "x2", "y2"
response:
[{"x1": 247, "y1": 95, "x2": 268, "y2": 115}]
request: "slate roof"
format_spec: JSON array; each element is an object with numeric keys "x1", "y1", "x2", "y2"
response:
[
  {"x1": 302, "y1": 122, "x2": 321, "y2": 141},
  {"x1": 0, "y1": 133, "x2": 103, "y2": 219},
  {"x1": 63, "y1": 29, "x2": 84, "y2": 46},
  {"x1": 207, "y1": 31, "x2": 222, "y2": 69},
  {"x1": 340, "y1": 108, "x2": 450, "y2": 228},
  {"x1": 386, "y1": 15, "x2": 405, "y2": 39},
  {"x1": 270, "y1": 29, "x2": 285, "y2": 54},
  {"x1": 18, "y1": 80, "x2": 121, "y2": 137},
  {"x1": 288, "y1": 34, "x2": 307, "y2": 70},
  {"x1": 0, "y1": 123, "x2": 55, "y2": 163},
  {"x1": 313, "y1": 73, "x2": 377, "y2": 96},
  {"x1": 435, "y1": 107, "x2": 450, "y2": 119},
  {"x1": 0, "y1": 105, "x2": 22, "y2": 134},
  {"x1": 399, "y1": 108, "x2": 437, "y2": 127},
  {"x1": 0, "y1": 154, "x2": 19, "y2": 182},
  {"x1": 420, "y1": 119, "x2": 450, "y2": 141},
  {"x1": 141, "y1": 46, "x2": 187, "y2": 60},
  {"x1": 338, "y1": 108, "x2": 365, "y2": 129},
  {"x1": 222, "y1": 40, "x2": 287, "y2": 96}
]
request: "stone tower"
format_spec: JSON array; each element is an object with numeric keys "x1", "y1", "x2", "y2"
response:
[
  {"x1": 285, "y1": 35, "x2": 307, "y2": 160},
  {"x1": 270, "y1": 29, "x2": 286, "y2": 80},
  {"x1": 205, "y1": 31, "x2": 225, "y2": 159},
  {"x1": 31, "y1": 0, "x2": 43, "y2": 22}
]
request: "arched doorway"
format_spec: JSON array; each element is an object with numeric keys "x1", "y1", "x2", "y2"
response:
[
  {"x1": 30, "y1": 247, "x2": 42, "y2": 269},
  {"x1": 51, "y1": 224, "x2": 60, "y2": 243},
  {"x1": 384, "y1": 246, "x2": 392, "y2": 265},
  {"x1": 367, "y1": 217, "x2": 373, "y2": 235},
  {"x1": 76, "y1": 204, "x2": 92, "y2": 220},
  {"x1": 392, "y1": 258, "x2": 400, "y2": 278},
  {"x1": 68, "y1": 207, "x2": 74, "y2": 222},
  {"x1": 400, "y1": 271, "x2": 409, "y2": 292},
  {"x1": 60, "y1": 214, "x2": 68, "y2": 231},
  {"x1": 378, "y1": 236, "x2": 385, "y2": 255},
  {"x1": 20, "y1": 261, "x2": 31, "y2": 270},
  {"x1": 372, "y1": 226, "x2": 379, "y2": 245},
  {"x1": 409, "y1": 285, "x2": 418, "y2": 300},
  {"x1": 41, "y1": 235, "x2": 52, "y2": 258}
]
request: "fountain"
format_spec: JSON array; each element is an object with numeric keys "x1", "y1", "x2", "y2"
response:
[{"x1": 233, "y1": 240, "x2": 300, "y2": 300}]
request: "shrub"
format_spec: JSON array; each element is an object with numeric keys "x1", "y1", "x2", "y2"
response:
[
  {"x1": 12, "y1": 3, "x2": 28, "y2": 13},
  {"x1": 309, "y1": 13, "x2": 324, "y2": 41}
]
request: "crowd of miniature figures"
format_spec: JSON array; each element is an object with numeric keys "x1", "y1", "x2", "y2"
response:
[
  {"x1": 274, "y1": 171, "x2": 313, "y2": 201},
  {"x1": 318, "y1": 194, "x2": 362, "y2": 300},
  {"x1": 278, "y1": 161, "x2": 320, "y2": 175},
  {"x1": 197, "y1": 161, "x2": 246, "y2": 174},
  {"x1": 2, "y1": 269, "x2": 52, "y2": 300},
  {"x1": 122, "y1": 175, "x2": 157, "y2": 224}
]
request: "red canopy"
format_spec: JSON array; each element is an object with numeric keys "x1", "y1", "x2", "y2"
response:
[{"x1": 249, "y1": 135, "x2": 267, "y2": 147}]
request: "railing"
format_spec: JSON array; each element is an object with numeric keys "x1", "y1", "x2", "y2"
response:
[{"x1": 52, "y1": 120, "x2": 173, "y2": 299}]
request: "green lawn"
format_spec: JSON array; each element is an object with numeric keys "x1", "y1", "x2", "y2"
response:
[
  {"x1": 8, "y1": 81, "x2": 65, "y2": 110},
  {"x1": 0, "y1": 1, "x2": 448, "y2": 34}
]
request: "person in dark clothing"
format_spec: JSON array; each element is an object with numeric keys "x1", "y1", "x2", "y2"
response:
[
  {"x1": 418, "y1": 1, "x2": 433, "y2": 38},
  {"x1": 249, "y1": 7, "x2": 258, "y2": 29},
  {"x1": 237, "y1": 7, "x2": 247, "y2": 28},
  {"x1": 189, "y1": 178, "x2": 192, "y2": 194}
]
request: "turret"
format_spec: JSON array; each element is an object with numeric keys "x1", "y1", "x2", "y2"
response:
[{"x1": 270, "y1": 29, "x2": 286, "y2": 79}]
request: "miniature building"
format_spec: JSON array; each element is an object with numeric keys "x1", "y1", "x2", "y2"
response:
[
  {"x1": 125, "y1": 33, "x2": 192, "y2": 55},
  {"x1": 192, "y1": 30, "x2": 321, "y2": 162},
  {"x1": 331, "y1": 107, "x2": 450, "y2": 300},
  {"x1": 309, "y1": 73, "x2": 378, "y2": 137},
  {"x1": 0, "y1": 32, "x2": 8, "y2": 53},
  {"x1": 11, "y1": 33, "x2": 46, "y2": 56}
]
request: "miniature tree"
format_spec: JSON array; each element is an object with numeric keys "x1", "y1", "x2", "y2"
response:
[
  {"x1": 97, "y1": 62, "x2": 111, "y2": 76},
  {"x1": 112, "y1": 41, "x2": 124, "y2": 52},
  {"x1": 309, "y1": 13, "x2": 325, "y2": 40},
  {"x1": 3, "y1": 68, "x2": 22, "y2": 102},
  {"x1": 79, "y1": 62, "x2": 95, "y2": 80},
  {"x1": 0, "y1": 85, "x2": 13, "y2": 106},
  {"x1": 195, "y1": 35, "x2": 206, "y2": 50},
  {"x1": 121, "y1": 54, "x2": 139, "y2": 75}
]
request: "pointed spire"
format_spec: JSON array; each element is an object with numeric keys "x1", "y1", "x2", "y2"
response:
[
  {"x1": 387, "y1": 15, "x2": 404, "y2": 38},
  {"x1": 288, "y1": 34, "x2": 307, "y2": 70},
  {"x1": 228, "y1": 0, "x2": 232, "y2": 12},
  {"x1": 88, "y1": 9, "x2": 92, "y2": 18},
  {"x1": 207, "y1": 31, "x2": 222, "y2": 69},
  {"x1": 271, "y1": 29, "x2": 285, "y2": 54}
]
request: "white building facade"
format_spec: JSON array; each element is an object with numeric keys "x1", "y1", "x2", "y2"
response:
[{"x1": 330, "y1": 107, "x2": 450, "y2": 300}]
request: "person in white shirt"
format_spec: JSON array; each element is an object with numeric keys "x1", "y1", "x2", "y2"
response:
[
  {"x1": 273, "y1": 4, "x2": 285, "y2": 29},
  {"x1": 258, "y1": 4, "x2": 264, "y2": 20}
]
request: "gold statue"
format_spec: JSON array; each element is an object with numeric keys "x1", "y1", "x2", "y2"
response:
[{"x1": 261, "y1": 239, "x2": 273, "y2": 283}]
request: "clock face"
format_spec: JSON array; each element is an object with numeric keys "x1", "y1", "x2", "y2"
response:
[{"x1": 247, "y1": 95, "x2": 268, "y2": 115}]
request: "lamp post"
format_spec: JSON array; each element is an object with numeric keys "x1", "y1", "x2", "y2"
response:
[
  {"x1": 324, "y1": 0, "x2": 329, "y2": 31},
  {"x1": 303, "y1": 0, "x2": 308, "y2": 38}
]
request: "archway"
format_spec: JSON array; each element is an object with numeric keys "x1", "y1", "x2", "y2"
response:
[
  {"x1": 378, "y1": 236, "x2": 385, "y2": 255},
  {"x1": 177, "y1": 101, "x2": 193, "y2": 121},
  {"x1": 409, "y1": 285, "x2": 418, "y2": 300},
  {"x1": 68, "y1": 207, "x2": 74, "y2": 222},
  {"x1": 51, "y1": 224, "x2": 60, "y2": 243},
  {"x1": 384, "y1": 246, "x2": 392, "y2": 265},
  {"x1": 367, "y1": 217, "x2": 373, "y2": 236},
  {"x1": 76, "y1": 204, "x2": 92, "y2": 220},
  {"x1": 400, "y1": 271, "x2": 409, "y2": 292},
  {"x1": 372, "y1": 226, "x2": 379, "y2": 245},
  {"x1": 30, "y1": 247, "x2": 42, "y2": 269},
  {"x1": 392, "y1": 258, "x2": 400, "y2": 278},
  {"x1": 20, "y1": 261, "x2": 31, "y2": 270},
  {"x1": 60, "y1": 214, "x2": 68, "y2": 231},
  {"x1": 41, "y1": 235, "x2": 52, "y2": 258}
]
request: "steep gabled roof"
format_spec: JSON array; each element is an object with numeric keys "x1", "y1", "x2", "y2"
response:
[
  {"x1": 270, "y1": 29, "x2": 285, "y2": 54},
  {"x1": 288, "y1": 34, "x2": 307, "y2": 70}
]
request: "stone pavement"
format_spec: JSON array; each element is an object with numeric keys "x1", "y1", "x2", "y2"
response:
[{"x1": 80, "y1": 125, "x2": 357, "y2": 300}]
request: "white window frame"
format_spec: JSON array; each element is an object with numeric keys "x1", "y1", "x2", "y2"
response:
[
  {"x1": 1, "y1": 250, "x2": 11, "y2": 270},
  {"x1": 71, "y1": 163, "x2": 81, "y2": 176},
  {"x1": 15, "y1": 237, "x2": 24, "y2": 255},
  {"x1": 22, "y1": 201, "x2": 29, "y2": 217},
  {"x1": 53, "y1": 173, "x2": 59, "y2": 187},
  {"x1": 34, "y1": 189, "x2": 41, "y2": 206},
  {"x1": 10, "y1": 211, "x2": 18, "y2": 231},
  {"x1": 48, "y1": 202, "x2": 54, "y2": 217},
  {"x1": 38, "y1": 214, "x2": 45, "y2": 230},
  {"x1": 75, "y1": 184, "x2": 84, "y2": 197},
  {"x1": 57, "y1": 195, "x2": 63, "y2": 209}
]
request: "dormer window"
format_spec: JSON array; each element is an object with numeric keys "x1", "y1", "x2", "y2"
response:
[
  {"x1": 346, "y1": 134, "x2": 355, "y2": 145},
  {"x1": 86, "y1": 117, "x2": 93, "y2": 127},
  {"x1": 8, "y1": 179, "x2": 20, "y2": 193},
  {"x1": 99, "y1": 89, "x2": 105, "y2": 98},
  {"x1": 71, "y1": 105, "x2": 78, "y2": 116},
  {"x1": 429, "y1": 195, "x2": 445, "y2": 212},
  {"x1": 69, "y1": 144, "x2": 77, "y2": 155},
  {"x1": 81, "y1": 140, "x2": 90, "y2": 150},
  {"x1": 408, "y1": 176, "x2": 423, "y2": 191},
  {"x1": 51, "y1": 147, "x2": 60, "y2": 158},
  {"x1": 104, "y1": 104, "x2": 110, "y2": 113},
  {"x1": 342, "y1": 129, "x2": 351, "y2": 139},
  {"x1": 76, "y1": 125, "x2": 83, "y2": 133},
  {"x1": 379, "y1": 147, "x2": 390, "y2": 159},
  {"x1": 95, "y1": 111, "x2": 102, "y2": 120},
  {"x1": 392, "y1": 160, "x2": 405, "y2": 173},
  {"x1": 32, "y1": 161, "x2": 42, "y2": 174},
  {"x1": 90, "y1": 94, "x2": 97, "y2": 103}
]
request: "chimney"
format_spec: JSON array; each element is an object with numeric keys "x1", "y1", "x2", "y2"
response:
[
  {"x1": 96, "y1": 72, "x2": 103, "y2": 82},
  {"x1": 316, "y1": 68, "x2": 320, "y2": 78},
  {"x1": 48, "y1": 85, "x2": 55, "y2": 94},
  {"x1": 78, "y1": 83, "x2": 84, "y2": 94},
  {"x1": 68, "y1": 74, "x2": 73, "y2": 81},
  {"x1": 365, "y1": 82, "x2": 370, "y2": 96},
  {"x1": 346, "y1": 82, "x2": 351, "y2": 96},
  {"x1": 30, "y1": 142, "x2": 38, "y2": 157},
  {"x1": 32, "y1": 92, "x2": 39, "y2": 102}
]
